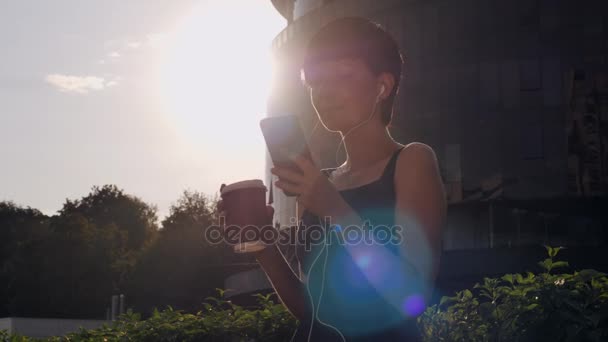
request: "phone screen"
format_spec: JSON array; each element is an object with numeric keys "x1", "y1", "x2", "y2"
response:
[{"x1": 260, "y1": 115, "x2": 312, "y2": 173}]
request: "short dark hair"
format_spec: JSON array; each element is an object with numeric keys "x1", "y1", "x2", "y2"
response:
[{"x1": 301, "y1": 17, "x2": 404, "y2": 126}]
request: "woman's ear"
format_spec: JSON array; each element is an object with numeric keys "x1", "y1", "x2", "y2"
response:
[
  {"x1": 377, "y1": 84, "x2": 386, "y2": 99},
  {"x1": 377, "y1": 72, "x2": 395, "y2": 100}
]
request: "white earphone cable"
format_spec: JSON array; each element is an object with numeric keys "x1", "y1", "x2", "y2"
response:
[
  {"x1": 334, "y1": 85, "x2": 385, "y2": 169},
  {"x1": 298, "y1": 85, "x2": 384, "y2": 342}
]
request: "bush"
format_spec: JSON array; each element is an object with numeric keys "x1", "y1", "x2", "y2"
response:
[
  {"x1": 1, "y1": 290, "x2": 297, "y2": 342},
  {"x1": 418, "y1": 246, "x2": 608, "y2": 341}
]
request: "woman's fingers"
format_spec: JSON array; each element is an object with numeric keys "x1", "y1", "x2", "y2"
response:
[
  {"x1": 290, "y1": 154, "x2": 316, "y2": 174},
  {"x1": 275, "y1": 180, "x2": 301, "y2": 195},
  {"x1": 271, "y1": 166, "x2": 305, "y2": 184}
]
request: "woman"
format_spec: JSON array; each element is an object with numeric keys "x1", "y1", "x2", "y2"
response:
[{"x1": 222, "y1": 17, "x2": 445, "y2": 341}]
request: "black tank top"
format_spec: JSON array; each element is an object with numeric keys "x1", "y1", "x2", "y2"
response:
[{"x1": 294, "y1": 146, "x2": 422, "y2": 342}]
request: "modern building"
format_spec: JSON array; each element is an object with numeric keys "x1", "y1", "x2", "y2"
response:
[{"x1": 227, "y1": 0, "x2": 608, "y2": 304}]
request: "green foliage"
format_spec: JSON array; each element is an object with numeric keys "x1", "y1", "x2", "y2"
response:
[
  {"x1": 1, "y1": 290, "x2": 298, "y2": 342},
  {"x1": 418, "y1": 245, "x2": 608, "y2": 342}
]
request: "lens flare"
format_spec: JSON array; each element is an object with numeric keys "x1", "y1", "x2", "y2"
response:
[
  {"x1": 402, "y1": 294, "x2": 426, "y2": 317},
  {"x1": 355, "y1": 254, "x2": 371, "y2": 269}
]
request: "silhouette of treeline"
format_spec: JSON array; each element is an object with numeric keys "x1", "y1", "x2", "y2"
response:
[{"x1": 0, "y1": 185, "x2": 251, "y2": 319}]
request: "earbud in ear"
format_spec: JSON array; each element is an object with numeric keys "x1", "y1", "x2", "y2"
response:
[{"x1": 378, "y1": 84, "x2": 386, "y2": 98}]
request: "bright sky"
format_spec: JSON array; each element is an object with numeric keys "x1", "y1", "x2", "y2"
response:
[{"x1": 0, "y1": 0, "x2": 286, "y2": 221}]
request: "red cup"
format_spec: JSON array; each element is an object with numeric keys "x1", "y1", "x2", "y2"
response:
[{"x1": 220, "y1": 179, "x2": 268, "y2": 253}]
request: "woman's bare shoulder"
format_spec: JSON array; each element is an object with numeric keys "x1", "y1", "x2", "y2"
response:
[
  {"x1": 398, "y1": 142, "x2": 438, "y2": 162},
  {"x1": 403, "y1": 141, "x2": 435, "y2": 152},
  {"x1": 394, "y1": 142, "x2": 440, "y2": 180}
]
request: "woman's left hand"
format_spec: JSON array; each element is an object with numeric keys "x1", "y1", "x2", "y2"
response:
[{"x1": 271, "y1": 155, "x2": 346, "y2": 218}]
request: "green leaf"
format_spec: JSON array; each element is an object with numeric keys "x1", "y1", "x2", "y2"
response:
[
  {"x1": 552, "y1": 246, "x2": 564, "y2": 257},
  {"x1": 215, "y1": 288, "x2": 226, "y2": 298},
  {"x1": 524, "y1": 303, "x2": 538, "y2": 311},
  {"x1": 538, "y1": 258, "x2": 554, "y2": 272},
  {"x1": 502, "y1": 274, "x2": 514, "y2": 284},
  {"x1": 552, "y1": 261, "x2": 569, "y2": 270}
]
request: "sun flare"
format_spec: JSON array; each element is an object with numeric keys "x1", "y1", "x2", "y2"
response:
[{"x1": 158, "y1": 1, "x2": 285, "y2": 184}]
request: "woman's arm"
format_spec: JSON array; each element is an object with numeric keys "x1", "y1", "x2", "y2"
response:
[
  {"x1": 252, "y1": 242, "x2": 312, "y2": 322},
  {"x1": 393, "y1": 143, "x2": 446, "y2": 299}
]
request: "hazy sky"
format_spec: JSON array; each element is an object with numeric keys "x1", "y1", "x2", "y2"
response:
[{"x1": 0, "y1": 0, "x2": 286, "y2": 220}]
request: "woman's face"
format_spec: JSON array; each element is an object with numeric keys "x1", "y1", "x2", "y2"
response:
[{"x1": 304, "y1": 58, "x2": 380, "y2": 132}]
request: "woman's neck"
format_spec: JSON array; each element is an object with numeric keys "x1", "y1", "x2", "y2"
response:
[{"x1": 339, "y1": 123, "x2": 400, "y2": 172}]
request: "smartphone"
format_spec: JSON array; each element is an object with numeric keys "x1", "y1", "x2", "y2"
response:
[{"x1": 260, "y1": 115, "x2": 313, "y2": 196}]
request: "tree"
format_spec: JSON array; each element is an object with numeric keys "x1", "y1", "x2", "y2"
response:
[
  {"x1": 0, "y1": 185, "x2": 160, "y2": 318},
  {"x1": 0, "y1": 201, "x2": 50, "y2": 317},
  {"x1": 127, "y1": 190, "x2": 236, "y2": 314},
  {"x1": 59, "y1": 184, "x2": 159, "y2": 251}
]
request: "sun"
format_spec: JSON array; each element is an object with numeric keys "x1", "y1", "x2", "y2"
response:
[{"x1": 158, "y1": 0, "x2": 285, "y2": 184}]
